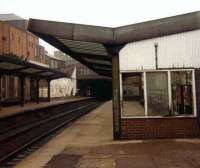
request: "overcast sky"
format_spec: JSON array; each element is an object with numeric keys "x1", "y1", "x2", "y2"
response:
[{"x1": 1, "y1": 0, "x2": 200, "y2": 54}]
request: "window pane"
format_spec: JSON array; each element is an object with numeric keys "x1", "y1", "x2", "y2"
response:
[
  {"x1": 122, "y1": 73, "x2": 145, "y2": 117},
  {"x1": 171, "y1": 71, "x2": 193, "y2": 115},
  {"x1": 146, "y1": 72, "x2": 169, "y2": 116}
]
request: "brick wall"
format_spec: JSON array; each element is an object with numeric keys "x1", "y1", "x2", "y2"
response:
[{"x1": 121, "y1": 117, "x2": 200, "y2": 139}]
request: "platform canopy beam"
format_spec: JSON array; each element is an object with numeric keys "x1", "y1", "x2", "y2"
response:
[
  {"x1": 28, "y1": 11, "x2": 200, "y2": 77},
  {"x1": 0, "y1": 55, "x2": 68, "y2": 80}
]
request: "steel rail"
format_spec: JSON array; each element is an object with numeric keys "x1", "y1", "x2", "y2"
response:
[{"x1": 0, "y1": 100, "x2": 101, "y2": 165}]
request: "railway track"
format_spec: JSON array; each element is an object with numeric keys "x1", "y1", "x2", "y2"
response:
[{"x1": 0, "y1": 99, "x2": 102, "y2": 167}]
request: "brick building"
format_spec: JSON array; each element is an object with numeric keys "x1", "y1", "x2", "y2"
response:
[{"x1": 0, "y1": 14, "x2": 67, "y2": 106}]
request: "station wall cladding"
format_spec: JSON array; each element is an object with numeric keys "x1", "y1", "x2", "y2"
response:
[
  {"x1": 0, "y1": 21, "x2": 39, "y2": 62},
  {"x1": 77, "y1": 79, "x2": 112, "y2": 100},
  {"x1": 0, "y1": 21, "x2": 47, "y2": 105}
]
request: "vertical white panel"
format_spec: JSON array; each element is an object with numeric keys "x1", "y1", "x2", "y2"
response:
[
  {"x1": 119, "y1": 73, "x2": 123, "y2": 117},
  {"x1": 143, "y1": 72, "x2": 148, "y2": 116},
  {"x1": 168, "y1": 71, "x2": 172, "y2": 111},
  {"x1": 119, "y1": 29, "x2": 200, "y2": 71},
  {"x1": 192, "y1": 70, "x2": 197, "y2": 116}
]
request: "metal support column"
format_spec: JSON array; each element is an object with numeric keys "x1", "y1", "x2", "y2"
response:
[
  {"x1": 36, "y1": 78, "x2": 40, "y2": 104},
  {"x1": 104, "y1": 44, "x2": 124, "y2": 140},
  {"x1": 112, "y1": 54, "x2": 121, "y2": 139},
  {"x1": 20, "y1": 76, "x2": 25, "y2": 107},
  {"x1": 47, "y1": 79, "x2": 51, "y2": 102}
]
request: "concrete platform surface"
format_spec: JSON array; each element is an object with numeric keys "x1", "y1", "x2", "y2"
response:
[
  {"x1": 15, "y1": 101, "x2": 200, "y2": 168},
  {"x1": 0, "y1": 97, "x2": 87, "y2": 118}
]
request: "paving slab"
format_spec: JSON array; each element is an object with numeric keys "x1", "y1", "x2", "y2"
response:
[{"x1": 44, "y1": 154, "x2": 81, "y2": 168}]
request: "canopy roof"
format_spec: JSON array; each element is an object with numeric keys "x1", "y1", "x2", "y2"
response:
[
  {"x1": 28, "y1": 11, "x2": 200, "y2": 76},
  {"x1": 0, "y1": 55, "x2": 68, "y2": 80}
]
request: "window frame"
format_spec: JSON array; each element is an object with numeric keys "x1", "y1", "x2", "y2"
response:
[{"x1": 120, "y1": 69, "x2": 196, "y2": 119}]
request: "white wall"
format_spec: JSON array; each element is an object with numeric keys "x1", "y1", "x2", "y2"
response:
[
  {"x1": 39, "y1": 67, "x2": 77, "y2": 98},
  {"x1": 120, "y1": 29, "x2": 200, "y2": 71},
  {"x1": 50, "y1": 67, "x2": 77, "y2": 97}
]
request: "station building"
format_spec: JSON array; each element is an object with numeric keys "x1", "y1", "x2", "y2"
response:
[
  {"x1": 28, "y1": 11, "x2": 200, "y2": 140},
  {"x1": 119, "y1": 28, "x2": 200, "y2": 139},
  {"x1": 0, "y1": 15, "x2": 69, "y2": 106}
]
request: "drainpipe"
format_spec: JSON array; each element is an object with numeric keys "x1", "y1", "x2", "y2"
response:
[{"x1": 154, "y1": 42, "x2": 158, "y2": 70}]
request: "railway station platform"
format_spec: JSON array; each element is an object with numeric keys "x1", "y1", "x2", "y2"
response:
[
  {"x1": 0, "y1": 97, "x2": 87, "y2": 118},
  {"x1": 14, "y1": 101, "x2": 200, "y2": 168}
]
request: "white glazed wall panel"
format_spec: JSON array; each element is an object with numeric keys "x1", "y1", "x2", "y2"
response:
[
  {"x1": 119, "y1": 29, "x2": 200, "y2": 71},
  {"x1": 120, "y1": 41, "x2": 155, "y2": 71}
]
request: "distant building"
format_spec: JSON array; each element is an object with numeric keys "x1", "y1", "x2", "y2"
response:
[
  {"x1": 49, "y1": 56, "x2": 66, "y2": 71},
  {"x1": 36, "y1": 45, "x2": 46, "y2": 64},
  {"x1": 53, "y1": 50, "x2": 100, "y2": 77},
  {"x1": 54, "y1": 50, "x2": 78, "y2": 65},
  {"x1": 0, "y1": 14, "x2": 75, "y2": 105}
]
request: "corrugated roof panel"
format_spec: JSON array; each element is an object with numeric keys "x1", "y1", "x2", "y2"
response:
[
  {"x1": 57, "y1": 38, "x2": 108, "y2": 56},
  {"x1": 92, "y1": 65, "x2": 112, "y2": 71},
  {"x1": 83, "y1": 58, "x2": 111, "y2": 65}
]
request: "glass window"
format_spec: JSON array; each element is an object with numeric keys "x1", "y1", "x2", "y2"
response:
[
  {"x1": 171, "y1": 71, "x2": 193, "y2": 115},
  {"x1": 121, "y1": 73, "x2": 145, "y2": 117},
  {"x1": 146, "y1": 72, "x2": 169, "y2": 116}
]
